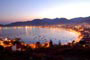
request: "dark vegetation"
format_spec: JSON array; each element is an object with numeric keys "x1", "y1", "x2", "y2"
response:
[{"x1": 0, "y1": 40, "x2": 90, "y2": 60}]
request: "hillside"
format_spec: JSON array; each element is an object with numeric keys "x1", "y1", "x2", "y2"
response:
[{"x1": 4, "y1": 16, "x2": 90, "y2": 26}]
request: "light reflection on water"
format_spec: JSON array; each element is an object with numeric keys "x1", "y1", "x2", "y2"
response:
[{"x1": 0, "y1": 26, "x2": 80, "y2": 44}]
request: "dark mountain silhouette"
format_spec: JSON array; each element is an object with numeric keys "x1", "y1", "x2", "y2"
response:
[
  {"x1": 0, "y1": 24, "x2": 3, "y2": 26},
  {"x1": 3, "y1": 16, "x2": 90, "y2": 26}
]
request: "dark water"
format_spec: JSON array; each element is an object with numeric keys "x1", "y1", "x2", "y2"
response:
[{"x1": 0, "y1": 26, "x2": 79, "y2": 44}]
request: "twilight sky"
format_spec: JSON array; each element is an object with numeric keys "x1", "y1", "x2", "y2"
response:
[{"x1": 0, "y1": 0, "x2": 90, "y2": 24}]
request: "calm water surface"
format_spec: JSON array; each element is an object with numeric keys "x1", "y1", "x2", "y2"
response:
[{"x1": 0, "y1": 26, "x2": 80, "y2": 44}]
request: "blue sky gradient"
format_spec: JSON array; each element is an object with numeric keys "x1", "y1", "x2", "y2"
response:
[{"x1": 0, "y1": 0, "x2": 90, "y2": 24}]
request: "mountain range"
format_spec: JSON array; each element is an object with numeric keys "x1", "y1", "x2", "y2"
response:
[{"x1": 1, "y1": 16, "x2": 90, "y2": 26}]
